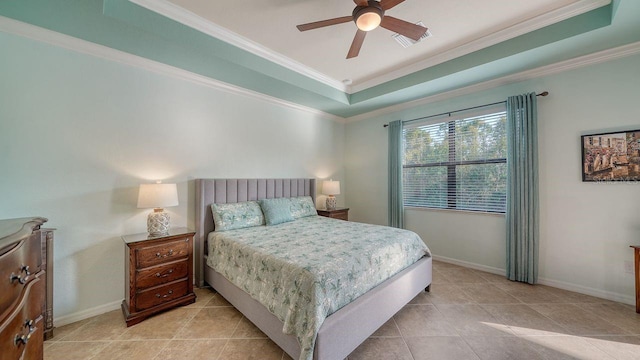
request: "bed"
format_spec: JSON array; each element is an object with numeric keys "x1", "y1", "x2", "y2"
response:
[{"x1": 195, "y1": 178, "x2": 432, "y2": 360}]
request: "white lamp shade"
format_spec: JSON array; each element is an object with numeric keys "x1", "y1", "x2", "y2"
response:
[
  {"x1": 137, "y1": 183, "x2": 179, "y2": 209},
  {"x1": 322, "y1": 180, "x2": 340, "y2": 196}
]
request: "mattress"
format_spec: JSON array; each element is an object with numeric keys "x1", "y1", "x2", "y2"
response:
[{"x1": 207, "y1": 215, "x2": 430, "y2": 360}]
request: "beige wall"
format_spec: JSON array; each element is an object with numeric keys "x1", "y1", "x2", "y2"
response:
[
  {"x1": 0, "y1": 31, "x2": 345, "y2": 323},
  {"x1": 345, "y1": 52, "x2": 640, "y2": 304}
]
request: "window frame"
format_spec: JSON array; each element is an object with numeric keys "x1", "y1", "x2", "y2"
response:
[{"x1": 402, "y1": 105, "x2": 507, "y2": 214}]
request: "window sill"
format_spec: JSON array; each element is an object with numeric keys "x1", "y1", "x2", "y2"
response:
[{"x1": 404, "y1": 206, "x2": 505, "y2": 217}]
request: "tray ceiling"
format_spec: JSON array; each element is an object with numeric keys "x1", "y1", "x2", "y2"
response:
[
  {"x1": 1, "y1": 0, "x2": 637, "y2": 118},
  {"x1": 165, "y1": 0, "x2": 580, "y2": 90}
]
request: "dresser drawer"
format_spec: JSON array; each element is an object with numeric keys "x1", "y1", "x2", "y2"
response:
[
  {"x1": 0, "y1": 235, "x2": 42, "y2": 315},
  {"x1": 136, "y1": 279, "x2": 188, "y2": 311},
  {"x1": 0, "y1": 274, "x2": 44, "y2": 360},
  {"x1": 136, "y1": 259, "x2": 189, "y2": 289},
  {"x1": 136, "y1": 238, "x2": 190, "y2": 268}
]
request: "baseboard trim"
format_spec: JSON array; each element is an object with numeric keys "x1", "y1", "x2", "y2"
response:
[
  {"x1": 53, "y1": 256, "x2": 636, "y2": 327},
  {"x1": 432, "y1": 255, "x2": 505, "y2": 275},
  {"x1": 432, "y1": 255, "x2": 634, "y2": 305},
  {"x1": 536, "y1": 276, "x2": 635, "y2": 305},
  {"x1": 54, "y1": 299, "x2": 122, "y2": 327}
]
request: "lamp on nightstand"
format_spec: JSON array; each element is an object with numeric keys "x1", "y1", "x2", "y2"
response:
[
  {"x1": 137, "y1": 182, "x2": 179, "y2": 236},
  {"x1": 322, "y1": 180, "x2": 340, "y2": 211}
]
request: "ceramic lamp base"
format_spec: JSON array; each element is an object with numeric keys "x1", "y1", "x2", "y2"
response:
[
  {"x1": 147, "y1": 210, "x2": 170, "y2": 236},
  {"x1": 326, "y1": 196, "x2": 337, "y2": 210}
]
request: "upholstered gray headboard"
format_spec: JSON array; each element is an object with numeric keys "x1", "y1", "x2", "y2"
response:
[{"x1": 194, "y1": 178, "x2": 316, "y2": 286}]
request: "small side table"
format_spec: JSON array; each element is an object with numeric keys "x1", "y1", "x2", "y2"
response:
[
  {"x1": 317, "y1": 207, "x2": 349, "y2": 221},
  {"x1": 122, "y1": 228, "x2": 196, "y2": 326},
  {"x1": 631, "y1": 246, "x2": 640, "y2": 313}
]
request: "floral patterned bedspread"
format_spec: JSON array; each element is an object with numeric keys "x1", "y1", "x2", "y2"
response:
[{"x1": 207, "y1": 215, "x2": 430, "y2": 360}]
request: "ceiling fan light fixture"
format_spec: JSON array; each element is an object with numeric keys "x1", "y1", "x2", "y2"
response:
[
  {"x1": 297, "y1": 0, "x2": 424, "y2": 59},
  {"x1": 353, "y1": 2, "x2": 384, "y2": 31}
]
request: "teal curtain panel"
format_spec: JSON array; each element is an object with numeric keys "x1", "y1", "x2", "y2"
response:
[
  {"x1": 388, "y1": 120, "x2": 404, "y2": 228},
  {"x1": 506, "y1": 93, "x2": 539, "y2": 284}
]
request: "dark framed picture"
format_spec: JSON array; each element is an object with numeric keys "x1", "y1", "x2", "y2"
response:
[{"x1": 582, "y1": 129, "x2": 640, "y2": 182}]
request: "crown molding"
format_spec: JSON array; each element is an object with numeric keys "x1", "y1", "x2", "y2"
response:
[
  {"x1": 1, "y1": 4, "x2": 631, "y2": 124},
  {"x1": 345, "y1": 40, "x2": 640, "y2": 123},
  {"x1": 350, "y1": 0, "x2": 611, "y2": 92},
  {"x1": 128, "y1": 0, "x2": 349, "y2": 93},
  {"x1": 0, "y1": 15, "x2": 345, "y2": 123},
  {"x1": 129, "y1": 0, "x2": 609, "y2": 95}
]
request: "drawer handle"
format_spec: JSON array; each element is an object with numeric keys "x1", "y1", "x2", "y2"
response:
[
  {"x1": 9, "y1": 273, "x2": 28, "y2": 285},
  {"x1": 14, "y1": 318, "x2": 35, "y2": 347},
  {"x1": 24, "y1": 319, "x2": 34, "y2": 333},
  {"x1": 21, "y1": 265, "x2": 31, "y2": 276},
  {"x1": 14, "y1": 333, "x2": 30, "y2": 346},
  {"x1": 155, "y1": 290, "x2": 174, "y2": 298},
  {"x1": 155, "y1": 249, "x2": 175, "y2": 258},
  {"x1": 9, "y1": 264, "x2": 31, "y2": 285},
  {"x1": 155, "y1": 269, "x2": 174, "y2": 278}
]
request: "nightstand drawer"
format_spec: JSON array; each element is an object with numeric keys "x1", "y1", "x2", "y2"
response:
[
  {"x1": 136, "y1": 238, "x2": 190, "y2": 268},
  {"x1": 331, "y1": 212, "x2": 348, "y2": 221},
  {"x1": 317, "y1": 208, "x2": 349, "y2": 221},
  {"x1": 122, "y1": 228, "x2": 196, "y2": 326},
  {"x1": 136, "y1": 259, "x2": 189, "y2": 289},
  {"x1": 136, "y1": 279, "x2": 188, "y2": 311}
]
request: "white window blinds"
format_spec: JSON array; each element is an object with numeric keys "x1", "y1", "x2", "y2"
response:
[{"x1": 402, "y1": 105, "x2": 507, "y2": 213}]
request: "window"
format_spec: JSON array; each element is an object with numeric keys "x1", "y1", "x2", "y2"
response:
[{"x1": 402, "y1": 106, "x2": 507, "y2": 213}]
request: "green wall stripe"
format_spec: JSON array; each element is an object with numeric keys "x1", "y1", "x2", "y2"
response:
[
  {"x1": 349, "y1": 3, "x2": 614, "y2": 104},
  {"x1": 1, "y1": 0, "x2": 633, "y2": 118}
]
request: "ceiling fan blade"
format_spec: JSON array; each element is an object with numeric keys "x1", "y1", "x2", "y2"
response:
[
  {"x1": 297, "y1": 16, "x2": 353, "y2": 32},
  {"x1": 347, "y1": 30, "x2": 367, "y2": 59},
  {"x1": 380, "y1": 16, "x2": 427, "y2": 41},
  {"x1": 353, "y1": 0, "x2": 368, "y2": 6},
  {"x1": 379, "y1": 0, "x2": 405, "y2": 10}
]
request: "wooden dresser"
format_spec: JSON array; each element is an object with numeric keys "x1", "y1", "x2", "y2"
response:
[
  {"x1": 0, "y1": 217, "x2": 52, "y2": 360},
  {"x1": 121, "y1": 228, "x2": 196, "y2": 326}
]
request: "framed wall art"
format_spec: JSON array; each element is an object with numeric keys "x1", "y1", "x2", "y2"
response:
[{"x1": 582, "y1": 129, "x2": 640, "y2": 182}]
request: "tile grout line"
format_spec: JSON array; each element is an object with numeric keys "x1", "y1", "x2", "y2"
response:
[
  {"x1": 393, "y1": 316, "x2": 417, "y2": 360},
  {"x1": 214, "y1": 310, "x2": 246, "y2": 360},
  {"x1": 173, "y1": 303, "x2": 204, "y2": 339},
  {"x1": 46, "y1": 263, "x2": 640, "y2": 359},
  {"x1": 148, "y1": 339, "x2": 172, "y2": 360},
  {"x1": 444, "y1": 296, "x2": 484, "y2": 360}
]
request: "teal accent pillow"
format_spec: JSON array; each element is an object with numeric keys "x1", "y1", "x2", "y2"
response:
[
  {"x1": 290, "y1": 196, "x2": 317, "y2": 219},
  {"x1": 211, "y1": 201, "x2": 265, "y2": 232},
  {"x1": 259, "y1": 198, "x2": 295, "y2": 226}
]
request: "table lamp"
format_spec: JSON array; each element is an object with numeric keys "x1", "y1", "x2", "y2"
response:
[
  {"x1": 137, "y1": 182, "x2": 179, "y2": 236},
  {"x1": 322, "y1": 180, "x2": 340, "y2": 210}
]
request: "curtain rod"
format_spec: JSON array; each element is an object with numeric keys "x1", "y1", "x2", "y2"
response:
[{"x1": 382, "y1": 91, "x2": 549, "y2": 128}]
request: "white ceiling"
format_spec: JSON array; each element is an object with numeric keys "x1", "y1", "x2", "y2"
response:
[{"x1": 163, "y1": 0, "x2": 583, "y2": 91}]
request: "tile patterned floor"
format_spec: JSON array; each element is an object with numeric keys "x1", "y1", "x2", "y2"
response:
[{"x1": 44, "y1": 261, "x2": 640, "y2": 360}]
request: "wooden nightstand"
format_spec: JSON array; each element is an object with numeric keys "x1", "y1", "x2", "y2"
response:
[
  {"x1": 317, "y1": 207, "x2": 349, "y2": 221},
  {"x1": 121, "y1": 228, "x2": 196, "y2": 326}
]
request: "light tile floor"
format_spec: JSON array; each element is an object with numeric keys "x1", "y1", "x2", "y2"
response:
[{"x1": 44, "y1": 261, "x2": 640, "y2": 360}]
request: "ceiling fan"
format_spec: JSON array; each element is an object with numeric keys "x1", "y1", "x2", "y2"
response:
[{"x1": 296, "y1": 0, "x2": 428, "y2": 59}]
